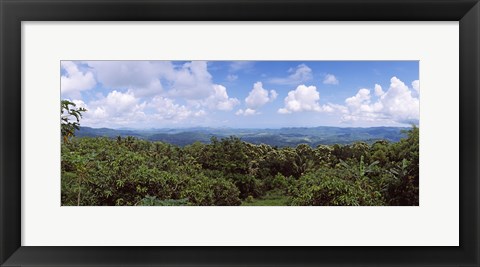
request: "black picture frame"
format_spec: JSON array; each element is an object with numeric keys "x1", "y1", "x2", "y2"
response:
[{"x1": 1, "y1": 0, "x2": 479, "y2": 266}]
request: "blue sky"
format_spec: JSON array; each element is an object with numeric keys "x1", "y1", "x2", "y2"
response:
[{"x1": 61, "y1": 61, "x2": 419, "y2": 129}]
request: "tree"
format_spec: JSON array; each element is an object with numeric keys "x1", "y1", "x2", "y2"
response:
[
  {"x1": 61, "y1": 100, "x2": 86, "y2": 142},
  {"x1": 338, "y1": 155, "x2": 379, "y2": 181},
  {"x1": 386, "y1": 126, "x2": 419, "y2": 205}
]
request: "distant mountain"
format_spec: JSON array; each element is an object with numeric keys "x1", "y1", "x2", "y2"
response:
[{"x1": 76, "y1": 126, "x2": 410, "y2": 147}]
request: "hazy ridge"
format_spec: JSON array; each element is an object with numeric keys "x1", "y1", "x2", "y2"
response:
[{"x1": 76, "y1": 126, "x2": 410, "y2": 147}]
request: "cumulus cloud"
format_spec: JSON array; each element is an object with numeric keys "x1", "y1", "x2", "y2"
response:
[
  {"x1": 345, "y1": 88, "x2": 372, "y2": 108},
  {"x1": 245, "y1": 82, "x2": 277, "y2": 109},
  {"x1": 168, "y1": 61, "x2": 214, "y2": 99},
  {"x1": 144, "y1": 79, "x2": 163, "y2": 94},
  {"x1": 86, "y1": 61, "x2": 218, "y2": 100},
  {"x1": 202, "y1": 84, "x2": 240, "y2": 111},
  {"x1": 342, "y1": 77, "x2": 419, "y2": 125},
  {"x1": 412, "y1": 80, "x2": 420, "y2": 93},
  {"x1": 61, "y1": 61, "x2": 96, "y2": 98},
  {"x1": 149, "y1": 96, "x2": 192, "y2": 122},
  {"x1": 105, "y1": 91, "x2": 145, "y2": 117},
  {"x1": 86, "y1": 60, "x2": 239, "y2": 110},
  {"x1": 235, "y1": 108, "x2": 257, "y2": 116},
  {"x1": 234, "y1": 82, "x2": 277, "y2": 116},
  {"x1": 324, "y1": 103, "x2": 348, "y2": 114},
  {"x1": 92, "y1": 106, "x2": 108, "y2": 120},
  {"x1": 374, "y1": 84, "x2": 384, "y2": 96},
  {"x1": 85, "y1": 61, "x2": 170, "y2": 98},
  {"x1": 277, "y1": 85, "x2": 325, "y2": 114},
  {"x1": 269, "y1": 64, "x2": 312, "y2": 85},
  {"x1": 65, "y1": 61, "x2": 248, "y2": 127},
  {"x1": 81, "y1": 90, "x2": 147, "y2": 127},
  {"x1": 81, "y1": 89, "x2": 211, "y2": 127},
  {"x1": 167, "y1": 63, "x2": 241, "y2": 111},
  {"x1": 379, "y1": 77, "x2": 419, "y2": 124},
  {"x1": 323, "y1": 74, "x2": 339, "y2": 85}
]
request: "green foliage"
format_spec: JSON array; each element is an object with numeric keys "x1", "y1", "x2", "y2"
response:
[
  {"x1": 386, "y1": 125, "x2": 419, "y2": 205},
  {"x1": 61, "y1": 137, "x2": 242, "y2": 206},
  {"x1": 245, "y1": 195, "x2": 255, "y2": 203},
  {"x1": 289, "y1": 169, "x2": 384, "y2": 206},
  {"x1": 61, "y1": 100, "x2": 86, "y2": 142},
  {"x1": 62, "y1": 124, "x2": 419, "y2": 206},
  {"x1": 241, "y1": 189, "x2": 291, "y2": 206},
  {"x1": 338, "y1": 155, "x2": 379, "y2": 180},
  {"x1": 269, "y1": 173, "x2": 290, "y2": 193}
]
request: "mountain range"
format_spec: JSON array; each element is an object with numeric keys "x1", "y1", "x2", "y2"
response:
[{"x1": 75, "y1": 126, "x2": 411, "y2": 147}]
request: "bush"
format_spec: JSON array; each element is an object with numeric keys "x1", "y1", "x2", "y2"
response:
[
  {"x1": 61, "y1": 127, "x2": 419, "y2": 206},
  {"x1": 61, "y1": 137, "x2": 243, "y2": 206},
  {"x1": 290, "y1": 170, "x2": 385, "y2": 206},
  {"x1": 269, "y1": 173, "x2": 290, "y2": 193}
]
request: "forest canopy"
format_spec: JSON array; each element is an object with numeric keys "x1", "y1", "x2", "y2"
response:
[{"x1": 61, "y1": 112, "x2": 419, "y2": 206}]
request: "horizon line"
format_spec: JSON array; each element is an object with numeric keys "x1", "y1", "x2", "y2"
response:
[{"x1": 79, "y1": 125, "x2": 415, "y2": 131}]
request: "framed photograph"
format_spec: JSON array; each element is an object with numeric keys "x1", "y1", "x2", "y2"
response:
[
  {"x1": 59, "y1": 59, "x2": 421, "y2": 208},
  {"x1": 1, "y1": 0, "x2": 479, "y2": 266}
]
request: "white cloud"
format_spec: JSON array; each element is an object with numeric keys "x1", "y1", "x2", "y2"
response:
[
  {"x1": 104, "y1": 90, "x2": 139, "y2": 113},
  {"x1": 169, "y1": 61, "x2": 214, "y2": 99},
  {"x1": 345, "y1": 88, "x2": 372, "y2": 108},
  {"x1": 203, "y1": 84, "x2": 240, "y2": 111},
  {"x1": 325, "y1": 103, "x2": 348, "y2": 114},
  {"x1": 61, "y1": 61, "x2": 96, "y2": 98},
  {"x1": 379, "y1": 77, "x2": 419, "y2": 124},
  {"x1": 138, "y1": 79, "x2": 163, "y2": 97},
  {"x1": 81, "y1": 89, "x2": 213, "y2": 127},
  {"x1": 245, "y1": 82, "x2": 277, "y2": 109},
  {"x1": 92, "y1": 107, "x2": 108, "y2": 120},
  {"x1": 86, "y1": 61, "x2": 168, "y2": 97},
  {"x1": 82, "y1": 90, "x2": 147, "y2": 127},
  {"x1": 342, "y1": 77, "x2": 419, "y2": 125},
  {"x1": 270, "y1": 90, "x2": 278, "y2": 100},
  {"x1": 269, "y1": 64, "x2": 312, "y2": 85},
  {"x1": 412, "y1": 80, "x2": 420, "y2": 93},
  {"x1": 277, "y1": 85, "x2": 324, "y2": 114},
  {"x1": 149, "y1": 96, "x2": 192, "y2": 122},
  {"x1": 237, "y1": 81, "x2": 277, "y2": 116},
  {"x1": 75, "y1": 61, "x2": 243, "y2": 127},
  {"x1": 194, "y1": 110, "x2": 207, "y2": 117},
  {"x1": 235, "y1": 108, "x2": 257, "y2": 116},
  {"x1": 71, "y1": 99, "x2": 88, "y2": 110},
  {"x1": 374, "y1": 84, "x2": 384, "y2": 96},
  {"x1": 323, "y1": 74, "x2": 339, "y2": 85},
  {"x1": 87, "y1": 61, "x2": 164, "y2": 88},
  {"x1": 87, "y1": 61, "x2": 218, "y2": 100}
]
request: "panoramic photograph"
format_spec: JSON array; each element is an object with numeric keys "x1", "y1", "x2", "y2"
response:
[{"x1": 61, "y1": 60, "x2": 419, "y2": 206}]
